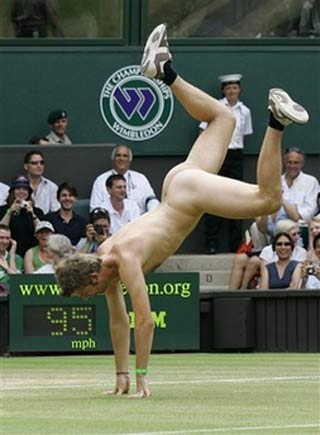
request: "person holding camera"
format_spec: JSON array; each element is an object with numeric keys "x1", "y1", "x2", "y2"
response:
[
  {"x1": 76, "y1": 208, "x2": 110, "y2": 254},
  {"x1": 0, "y1": 175, "x2": 44, "y2": 256},
  {"x1": 302, "y1": 233, "x2": 320, "y2": 289}
]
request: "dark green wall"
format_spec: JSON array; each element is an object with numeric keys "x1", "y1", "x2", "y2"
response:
[{"x1": 0, "y1": 44, "x2": 319, "y2": 154}]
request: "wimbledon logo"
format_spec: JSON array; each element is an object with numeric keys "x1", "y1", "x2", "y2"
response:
[{"x1": 99, "y1": 65, "x2": 174, "y2": 141}]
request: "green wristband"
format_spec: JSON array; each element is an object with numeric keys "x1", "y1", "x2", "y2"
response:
[
  {"x1": 6, "y1": 208, "x2": 13, "y2": 216},
  {"x1": 136, "y1": 368, "x2": 148, "y2": 375}
]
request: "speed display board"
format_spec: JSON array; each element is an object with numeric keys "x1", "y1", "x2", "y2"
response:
[{"x1": 9, "y1": 273, "x2": 199, "y2": 353}]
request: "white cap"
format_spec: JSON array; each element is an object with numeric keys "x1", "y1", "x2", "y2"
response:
[
  {"x1": 35, "y1": 221, "x2": 55, "y2": 234},
  {"x1": 219, "y1": 74, "x2": 242, "y2": 85}
]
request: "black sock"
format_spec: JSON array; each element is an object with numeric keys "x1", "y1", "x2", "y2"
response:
[
  {"x1": 269, "y1": 111, "x2": 284, "y2": 131},
  {"x1": 163, "y1": 61, "x2": 177, "y2": 86}
]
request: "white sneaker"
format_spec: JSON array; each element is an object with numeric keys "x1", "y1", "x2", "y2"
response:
[
  {"x1": 268, "y1": 88, "x2": 309, "y2": 126},
  {"x1": 141, "y1": 23, "x2": 172, "y2": 79}
]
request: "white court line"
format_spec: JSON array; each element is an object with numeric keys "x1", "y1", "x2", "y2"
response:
[
  {"x1": 109, "y1": 423, "x2": 320, "y2": 435},
  {"x1": 1, "y1": 375, "x2": 319, "y2": 391}
]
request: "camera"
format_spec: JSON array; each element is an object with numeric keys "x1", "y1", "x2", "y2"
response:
[
  {"x1": 94, "y1": 224, "x2": 105, "y2": 235},
  {"x1": 20, "y1": 200, "x2": 29, "y2": 209},
  {"x1": 306, "y1": 265, "x2": 315, "y2": 275}
]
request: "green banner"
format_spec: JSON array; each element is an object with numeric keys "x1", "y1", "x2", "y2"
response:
[{"x1": 9, "y1": 273, "x2": 199, "y2": 353}]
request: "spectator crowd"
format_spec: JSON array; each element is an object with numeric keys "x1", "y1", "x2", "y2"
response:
[
  {"x1": 0, "y1": 144, "x2": 160, "y2": 284},
  {"x1": 0, "y1": 88, "x2": 319, "y2": 292}
]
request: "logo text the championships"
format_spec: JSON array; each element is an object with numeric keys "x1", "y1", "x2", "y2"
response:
[{"x1": 100, "y1": 65, "x2": 174, "y2": 141}]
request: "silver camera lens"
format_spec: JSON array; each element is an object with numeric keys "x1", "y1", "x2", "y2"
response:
[
  {"x1": 307, "y1": 265, "x2": 315, "y2": 275},
  {"x1": 20, "y1": 200, "x2": 29, "y2": 208}
]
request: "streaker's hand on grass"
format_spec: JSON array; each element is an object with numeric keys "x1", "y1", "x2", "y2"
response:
[
  {"x1": 103, "y1": 373, "x2": 130, "y2": 396},
  {"x1": 114, "y1": 373, "x2": 130, "y2": 395},
  {"x1": 129, "y1": 374, "x2": 151, "y2": 398}
]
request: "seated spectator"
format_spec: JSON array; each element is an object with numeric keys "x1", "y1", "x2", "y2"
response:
[
  {"x1": 307, "y1": 214, "x2": 320, "y2": 261},
  {"x1": 281, "y1": 147, "x2": 319, "y2": 225},
  {"x1": 301, "y1": 234, "x2": 320, "y2": 289},
  {"x1": 90, "y1": 144, "x2": 159, "y2": 214},
  {"x1": 29, "y1": 136, "x2": 50, "y2": 145},
  {"x1": 46, "y1": 110, "x2": 72, "y2": 144},
  {"x1": 0, "y1": 224, "x2": 23, "y2": 283},
  {"x1": 45, "y1": 182, "x2": 87, "y2": 245},
  {"x1": 0, "y1": 182, "x2": 9, "y2": 206},
  {"x1": 35, "y1": 234, "x2": 75, "y2": 274},
  {"x1": 0, "y1": 175, "x2": 44, "y2": 256},
  {"x1": 260, "y1": 232, "x2": 302, "y2": 289},
  {"x1": 24, "y1": 220, "x2": 55, "y2": 273},
  {"x1": 229, "y1": 219, "x2": 307, "y2": 289},
  {"x1": 24, "y1": 150, "x2": 60, "y2": 214},
  {"x1": 77, "y1": 207, "x2": 110, "y2": 253},
  {"x1": 101, "y1": 174, "x2": 140, "y2": 234}
]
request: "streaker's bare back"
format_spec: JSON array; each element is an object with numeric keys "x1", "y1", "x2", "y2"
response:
[{"x1": 99, "y1": 202, "x2": 199, "y2": 273}]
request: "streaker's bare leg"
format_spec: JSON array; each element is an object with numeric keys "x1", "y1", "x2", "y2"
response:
[
  {"x1": 170, "y1": 76, "x2": 236, "y2": 174},
  {"x1": 142, "y1": 24, "x2": 308, "y2": 219},
  {"x1": 168, "y1": 76, "x2": 283, "y2": 217}
]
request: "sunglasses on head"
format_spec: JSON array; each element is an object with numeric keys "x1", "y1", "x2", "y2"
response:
[
  {"x1": 276, "y1": 242, "x2": 291, "y2": 247},
  {"x1": 92, "y1": 208, "x2": 107, "y2": 214},
  {"x1": 29, "y1": 160, "x2": 44, "y2": 165}
]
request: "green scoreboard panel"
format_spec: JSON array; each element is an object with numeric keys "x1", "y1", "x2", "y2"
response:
[{"x1": 9, "y1": 273, "x2": 199, "y2": 353}]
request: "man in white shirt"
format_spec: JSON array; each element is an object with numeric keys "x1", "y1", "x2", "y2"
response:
[
  {"x1": 24, "y1": 150, "x2": 60, "y2": 214},
  {"x1": 90, "y1": 144, "x2": 159, "y2": 214},
  {"x1": 0, "y1": 182, "x2": 9, "y2": 206},
  {"x1": 281, "y1": 147, "x2": 319, "y2": 223},
  {"x1": 199, "y1": 74, "x2": 253, "y2": 254},
  {"x1": 101, "y1": 174, "x2": 140, "y2": 234},
  {"x1": 46, "y1": 110, "x2": 72, "y2": 144}
]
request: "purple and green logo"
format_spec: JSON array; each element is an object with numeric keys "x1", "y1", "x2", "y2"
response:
[{"x1": 100, "y1": 65, "x2": 174, "y2": 141}]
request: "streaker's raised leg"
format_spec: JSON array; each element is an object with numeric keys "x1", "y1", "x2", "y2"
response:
[
  {"x1": 171, "y1": 77, "x2": 236, "y2": 174},
  {"x1": 141, "y1": 23, "x2": 309, "y2": 219},
  {"x1": 141, "y1": 23, "x2": 235, "y2": 175},
  {"x1": 163, "y1": 95, "x2": 308, "y2": 218}
]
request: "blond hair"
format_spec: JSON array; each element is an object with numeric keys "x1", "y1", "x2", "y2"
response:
[
  {"x1": 274, "y1": 219, "x2": 298, "y2": 236},
  {"x1": 47, "y1": 234, "x2": 75, "y2": 265},
  {"x1": 55, "y1": 253, "x2": 101, "y2": 296},
  {"x1": 310, "y1": 213, "x2": 320, "y2": 224}
]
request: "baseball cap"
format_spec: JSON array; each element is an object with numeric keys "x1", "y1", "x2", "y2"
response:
[
  {"x1": 10, "y1": 175, "x2": 32, "y2": 193},
  {"x1": 47, "y1": 110, "x2": 67, "y2": 125},
  {"x1": 89, "y1": 207, "x2": 110, "y2": 223},
  {"x1": 34, "y1": 221, "x2": 55, "y2": 234}
]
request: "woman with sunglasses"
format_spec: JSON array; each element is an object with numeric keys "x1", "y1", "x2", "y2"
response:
[{"x1": 260, "y1": 232, "x2": 302, "y2": 289}]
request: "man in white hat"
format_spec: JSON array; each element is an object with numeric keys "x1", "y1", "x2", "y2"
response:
[{"x1": 200, "y1": 73, "x2": 253, "y2": 254}]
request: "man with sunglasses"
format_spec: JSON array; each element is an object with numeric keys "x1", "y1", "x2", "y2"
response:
[{"x1": 24, "y1": 150, "x2": 60, "y2": 214}]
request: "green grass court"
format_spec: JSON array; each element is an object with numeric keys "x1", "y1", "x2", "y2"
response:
[{"x1": 1, "y1": 353, "x2": 319, "y2": 435}]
